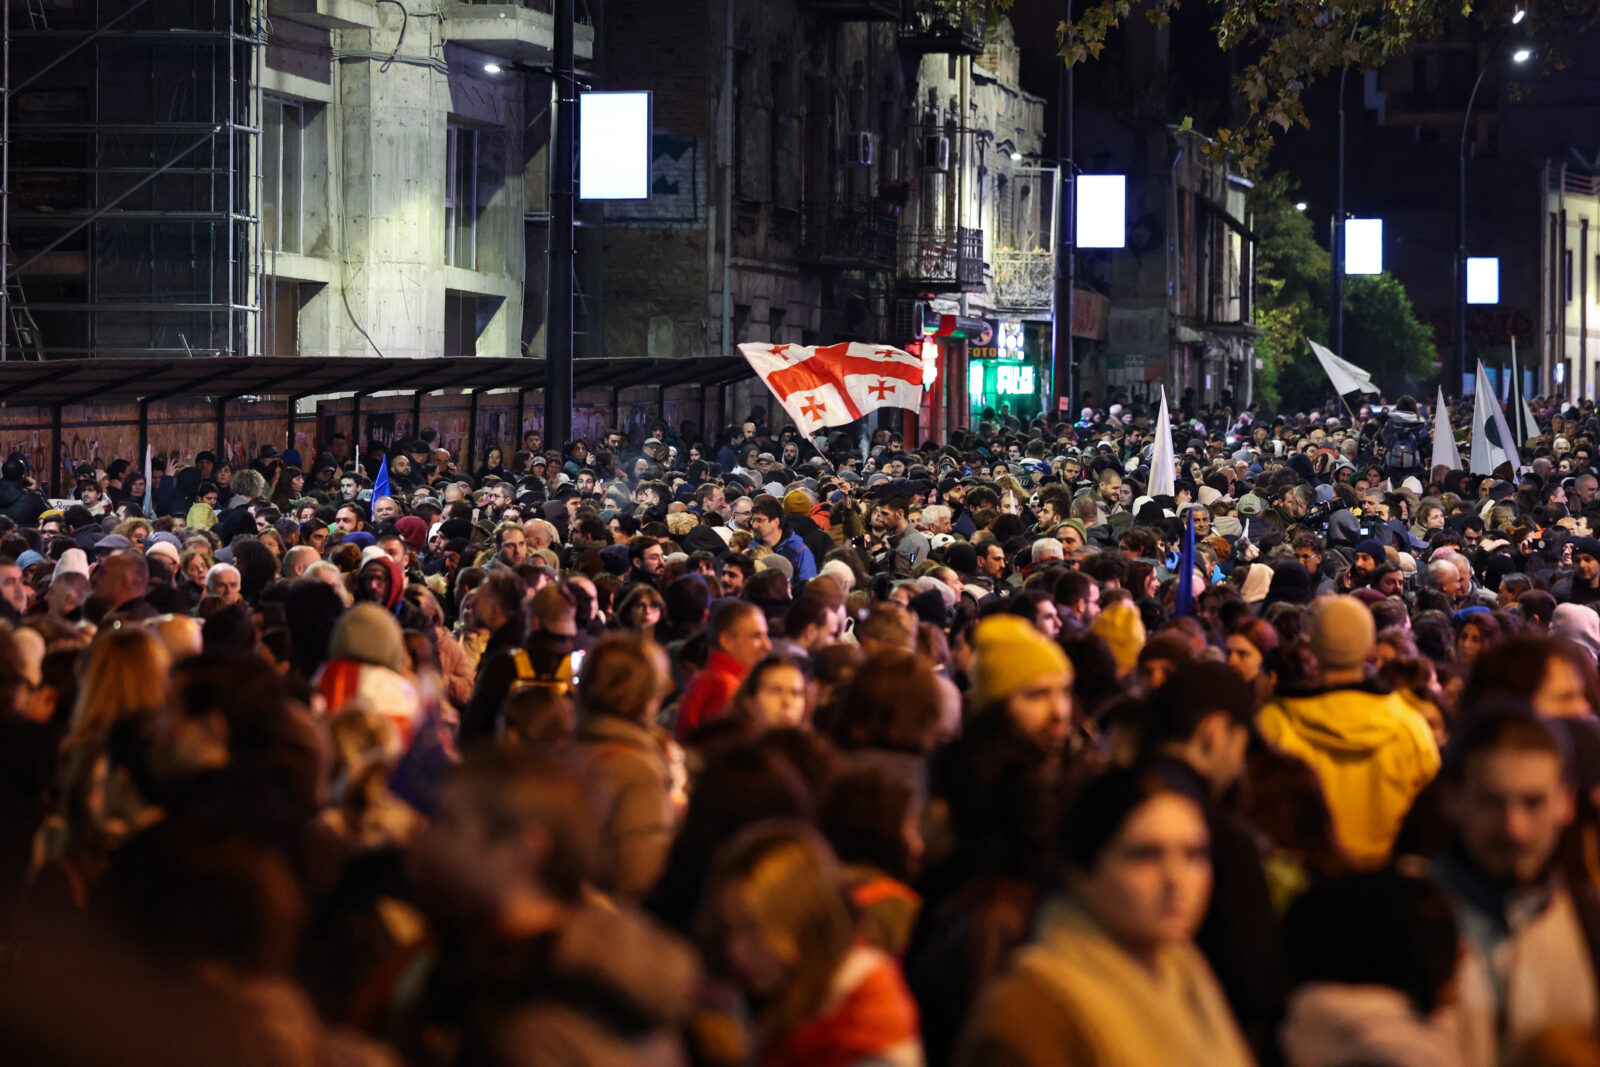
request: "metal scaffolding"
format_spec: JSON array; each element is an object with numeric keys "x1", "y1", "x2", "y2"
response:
[{"x1": 2, "y1": 0, "x2": 258, "y2": 361}]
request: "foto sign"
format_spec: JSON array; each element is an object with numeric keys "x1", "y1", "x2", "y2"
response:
[{"x1": 579, "y1": 92, "x2": 651, "y2": 200}]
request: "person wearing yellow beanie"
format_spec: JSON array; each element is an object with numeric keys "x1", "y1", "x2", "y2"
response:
[
  {"x1": 1089, "y1": 599, "x2": 1146, "y2": 678},
  {"x1": 971, "y1": 614, "x2": 1075, "y2": 756}
]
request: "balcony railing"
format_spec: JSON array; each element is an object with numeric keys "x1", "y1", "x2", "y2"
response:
[
  {"x1": 800, "y1": 202, "x2": 900, "y2": 273},
  {"x1": 902, "y1": 226, "x2": 985, "y2": 293},
  {"x1": 804, "y1": 0, "x2": 902, "y2": 20},
  {"x1": 900, "y1": 0, "x2": 984, "y2": 56},
  {"x1": 991, "y1": 248, "x2": 1055, "y2": 312}
]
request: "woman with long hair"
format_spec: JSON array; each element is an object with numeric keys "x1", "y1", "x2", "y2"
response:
[
  {"x1": 955, "y1": 769, "x2": 1252, "y2": 1067},
  {"x1": 615, "y1": 583, "x2": 666, "y2": 639},
  {"x1": 701, "y1": 821, "x2": 923, "y2": 1067},
  {"x1": 65, "y1": 626, "x2": 172, "y2": 749},
  {"x1": 474, "y1": 446, "x2": 510, "y2": 485}
]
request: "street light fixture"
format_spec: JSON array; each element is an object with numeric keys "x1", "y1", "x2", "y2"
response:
[
  {"x1": 1512, "y1": 7, "x2": 1526, "y2": 24},
  {"x1": 484, "y1": 62, "x2": 503, "y2": 74},
  {"x1": 1295, "y1": 201, "x2": 1308, "y2": 212},
  {"x1": 1513, "y1": 48, "x2": 1533, "y2": 62}
]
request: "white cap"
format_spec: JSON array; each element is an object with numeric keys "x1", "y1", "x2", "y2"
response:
[{"x1": 52, "y1": 547, "x2": 90, "y2": 583}]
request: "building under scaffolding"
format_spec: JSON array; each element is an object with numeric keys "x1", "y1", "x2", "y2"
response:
[
  {"x1": 2, "y1": 0, "x2": 599, "y2": 364},
  {"x1": 4, "y1": 0, "x2": 257, "y2": 360}
]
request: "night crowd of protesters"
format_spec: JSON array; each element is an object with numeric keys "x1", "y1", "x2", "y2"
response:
[{"x1": 6, "y1": 389, "x2": 1600, "y2": 1066}]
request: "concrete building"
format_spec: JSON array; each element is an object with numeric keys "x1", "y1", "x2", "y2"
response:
[
  {"x1": 6, "y1": 0, "x2": 593, "y2": 363},
  {"x1": 1544, "y1": 166, "x2": 1600, "y2": 401},
  {"x1": 1067, "y1": 114, "x2": 1255, "y2": 411},
  {"x1": 912, "y1": 19, "x2": 1058, "y2": 431}
]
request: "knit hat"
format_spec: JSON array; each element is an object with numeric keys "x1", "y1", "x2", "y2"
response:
[
  {"x1": 945, "y1": 542, "x2": 978, "y2": 576},
  {"x1": 970, "y1": 614, "x2": 1073, "y2": 708},
  {"x1": 1090, "y1": 600, "x2": 1147, "y2": 676},
  {"x1": 145, "y1": 540, "x2": 181, "y2": 566},
  {"x1": 53, "y1": 548, "x2": 90, "y2": 583},
  {"x1": 1553, "y1": 603, "x2": 1600, "y2": 664},
  {"x1": 1059, "y1": 517, "x2": 1088, "y2": 544},
  {"x1": 1240, "y1": 563, "x2": 1273, "y2": 604},
  {"x1": 782, "y1": 489, "x2": 812, "y2": 515},
  {"x1": 1306, "y1": 595, "x2": 1375, "y2": 671},
  {"x1": 327, "y1": 601, "x2": 409, "y2": 674},
  {"x1": 1263, "y1": 561, "x2": 1312, "y2": 606},
  {"x1": 394, "y1": 515, "x2": 428, "y2": 552},
  {"x1": 1572, "y1": 538, "x2": 1600, "y2": 564},
  {"x1": 759, "y1": 553, "x2": 794, "y2": 581},
  {"x1": 186, "y1": 502, "x2": 217, "y2": 531},
  {"x1": 1354, "y1": 538, "x2": 1386, "y2": 564},
  {"x1": 819, "y1": 558, "x2": 857, "y2": 591}
]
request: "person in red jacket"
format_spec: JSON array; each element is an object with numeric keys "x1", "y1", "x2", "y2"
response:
[{"x1": 676, "y1": 600, "x2": 771, "y2": 740}]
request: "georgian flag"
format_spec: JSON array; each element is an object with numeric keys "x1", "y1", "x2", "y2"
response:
[{"x1": 737, "y1": 341, "x2": 925, "y2": 435}]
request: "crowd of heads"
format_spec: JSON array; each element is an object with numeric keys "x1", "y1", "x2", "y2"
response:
[{"x1": 6, "y1": 392, "x2": 1600, "y2": 1065}]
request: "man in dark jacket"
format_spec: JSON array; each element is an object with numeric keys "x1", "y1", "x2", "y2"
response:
[
  {"x1": 0, "y1": 459, "x2": 45, "y2": 525},
  {"x1": 461, "y1": 580, "x2": 576, "y2": 741},
  {"x1": 1142, "y1": 660, "x2": 1287, "y2": 1060},
  {"x1": 1377, "y1": 395, "x2": 1428, "y2": 484}
]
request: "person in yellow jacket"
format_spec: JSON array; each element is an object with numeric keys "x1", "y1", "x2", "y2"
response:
[{"x1": 1256, "y1": 595, "x2": 1440, "y2": 869}]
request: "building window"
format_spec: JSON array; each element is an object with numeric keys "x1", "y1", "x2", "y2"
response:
[
  {"x1": 262, "y1": 97, "x2": 306, "y2": 255},
  {"x1": 446, "y1": 124, "x2": 484, "y2": 271}
]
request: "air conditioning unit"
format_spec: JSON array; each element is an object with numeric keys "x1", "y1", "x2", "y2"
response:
[
  {"x1": 893, "y1": 299, "x2": 926, "y2": 342},
  {"x1": 843, "y1": 131, "x2": 874, "y2": 166},
  {"x1": 921, "y1": 135, "x2": 950, "y2": 172}
]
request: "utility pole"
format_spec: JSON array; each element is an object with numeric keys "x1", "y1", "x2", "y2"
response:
[
  {"x1": 1331, "y1": 55, "x2": 1351, "y2": 359},
  {"x1": 547, "y1": 0, "x2": 576, "y2": 451},
  {"x1": 1053, "y1": 0, "x2": 1076, "y2": 422}
]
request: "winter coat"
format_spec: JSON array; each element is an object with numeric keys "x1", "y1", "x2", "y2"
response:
[
  {"x1": 0, "y1": 479, "x2": 45, "y2": 524},
  {"x1": 1279, "y1": 984, "x2": 1458, "y2": 1067},
  {"x1": 675, "y1": 649, "x2": 748, "y2": 740},
  {"x1": 1435, "y1": 848, "x2": 1600, "y2": 1067},
  {"x1": 1258, "y1": 684, "x2": 1440, "y2": 869},
  {"x1": 953, "y1": 897, "x2": 1254, "y2": 1067},
  {"x1": 415, "y1": 900, "x2": 699, "y2": 1067},
  {"x1": 763, "y1": 944, "x2": 923, "y2": 1067},
  {"x1": 576, "y1": 714, "x2": 675, "y2": 901}
]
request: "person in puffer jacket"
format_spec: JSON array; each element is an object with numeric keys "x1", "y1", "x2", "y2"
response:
[{"x1": 1257, "y1": 596, "x2": 1440, "y2": 869}]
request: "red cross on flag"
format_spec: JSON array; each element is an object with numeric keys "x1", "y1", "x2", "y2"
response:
[{"x1": 737, "y1": 341, "x2": 925, "y2": 435}]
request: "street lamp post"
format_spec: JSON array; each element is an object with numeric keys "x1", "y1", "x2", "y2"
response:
[
  {"x1": 1053, "y1": 0, "x2": 1076, "y2": 422},
  {"x1": 1456, "y1": 18, "x2": 1528, "y2": 396}
]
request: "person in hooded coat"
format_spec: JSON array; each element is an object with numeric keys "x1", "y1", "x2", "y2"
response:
[{"x1": 353, "y1": 555, "x2": 430, "y2": 637}]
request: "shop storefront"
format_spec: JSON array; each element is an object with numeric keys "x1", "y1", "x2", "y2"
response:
[{"x1": 965, "y1": 318, "x2": 1049, "y2": 426}]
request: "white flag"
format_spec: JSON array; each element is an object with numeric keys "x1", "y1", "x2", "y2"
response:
[
  {"x1": 1307, "y1": 337, "x2": 1378, "y2": 395},
  {"x1": 1431, "y1": 385, "x2": 1462, "y2": 471},
  {"x1": 1148, "y1": 387, "x2": 1175, "y2": 499},
  {"x1": 736, "y1": 341, "x2": 924, "y2": 436},
  {"x1": 1469, "y1": 360, "x2": 1520, "y2": 476},
  {"x1": 1509, "y1": 337, "x2": 1539, "y2": 445}
]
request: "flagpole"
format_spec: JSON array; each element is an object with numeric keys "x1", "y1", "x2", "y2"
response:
[{"x1": 1338, "y1": 391, "x2": 1360, "y2": 424}]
